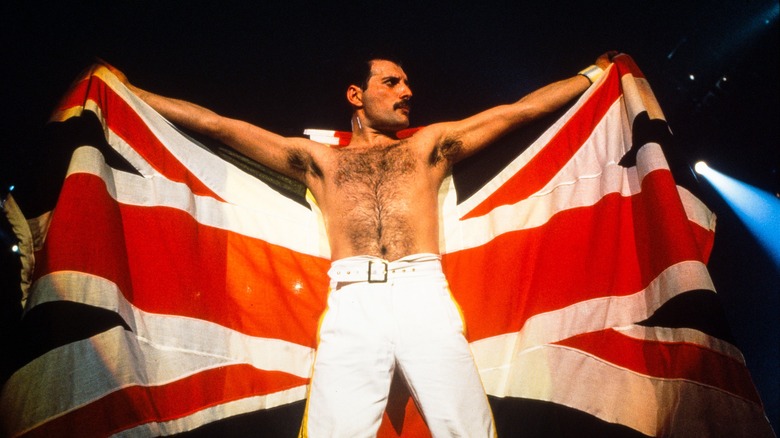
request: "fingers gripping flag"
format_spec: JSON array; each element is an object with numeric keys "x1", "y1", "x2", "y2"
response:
[{"x1": 1, "y1": 55, "x2": 774, "y2": 437}]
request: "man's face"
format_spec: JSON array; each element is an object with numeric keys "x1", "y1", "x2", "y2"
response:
[{"x1": 360, "y1": 60, "x2": 413, "y2": 132}]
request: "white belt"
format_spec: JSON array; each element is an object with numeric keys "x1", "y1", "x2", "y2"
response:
[{"x1": 328, "y1": 254, "x2": 442, "y2": 283}]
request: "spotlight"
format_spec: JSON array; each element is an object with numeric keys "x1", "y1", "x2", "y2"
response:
[
  {"x1": 716, "y1": 76, "x2": 729, "y2": 91},
  {"x1": 695, "y1": 162, "x2": 780, "y2": 269}
]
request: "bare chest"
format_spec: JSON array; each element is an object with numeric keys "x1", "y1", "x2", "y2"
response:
[
  {"x1": 319, "y1": 143, "x2": 436, "y2": 259},
  {"x1": 333, "y1": 143, "x2": 418, "y2": 189}
]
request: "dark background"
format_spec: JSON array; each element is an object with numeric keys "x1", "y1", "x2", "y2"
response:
[{"x1": 2, "y1": 0, "x2": 778, "y2": 428}]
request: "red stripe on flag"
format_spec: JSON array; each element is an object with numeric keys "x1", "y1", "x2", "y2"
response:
[
  {"x1": 22, "y1": 364, "x2": 306, "y2": 438},
  {"x1": 33, "y1": 173, "x2": 133, "y2": 292},
  {"x1": 460, "y1": 71, "x2": 622, "y2": 220},
  {"x1": 54, "y1": 75, "x2": 92, "y2": 114},
  {"x1": 445, "y1": 169, "x2": 713, "y2": 342},
  {"x1": 613, "y1": 53, "x2": 647, "y2": 79},
  {"x1": 34, "y1": 172, "x2": 329, "y2": 345},
  {"x1": 554, "y1": 329, "x2": 762, "y2": 404},
  {"x1": 55, "y1": 71, "x2": 223, "y2": 201}
]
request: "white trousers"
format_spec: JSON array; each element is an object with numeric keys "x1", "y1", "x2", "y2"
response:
[{"x1": 301, "y1": 254, "x2": 495, "y2": 437}]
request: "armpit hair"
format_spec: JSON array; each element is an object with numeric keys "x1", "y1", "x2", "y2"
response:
[
  {"x1": 287, "y1": 148, "x2": 323, "y2": 178},
  {"x1": 428, "y1": 135, "x2": 464, "y2": 167}
]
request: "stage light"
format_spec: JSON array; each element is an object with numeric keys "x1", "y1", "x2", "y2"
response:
[
  {"x1": 696, "y1": 163, "x2": 780, "y2": 269},
  {"x1": 764, "y1": 2, "x2": 779, "y2": 24}
]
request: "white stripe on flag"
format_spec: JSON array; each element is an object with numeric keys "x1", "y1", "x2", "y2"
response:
[
  {"x1": 484, "y1": 343, "x2": 769, "y2": 438},
  {"x1": 1, "y1": 324, "x2": 309, "y2": 437},
  {"x1": 454, "y1": 69, "x2": 611, "y2": 215},
  {"x1": 27, "y1": 271, "x2": 315, "y2": 377},
  {"x1": 65, "y1": 146, "x2": 326, "y2": 256},
  {"x1": 113, "y1": 386, "x2": 307, "y2": 437},
  {"x1": 472, "y1": 261, "x2": 718, "y2": 376}
]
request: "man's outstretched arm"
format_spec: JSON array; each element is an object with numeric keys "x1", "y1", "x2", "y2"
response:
[
  {"x1": 102, "y1": 63, "x2": 315, "y2": 182},
  {"x1": 423, "y1": 52, "x2": 615, "y2": 162}
]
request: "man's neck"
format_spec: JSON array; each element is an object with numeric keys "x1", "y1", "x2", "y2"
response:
[{"x1": 349, "y1": 116, "x2": 401, "y2": 148}]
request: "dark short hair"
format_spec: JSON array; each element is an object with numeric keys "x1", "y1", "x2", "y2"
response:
[{"x1": 344, "y1": 56, "x2": 403, "y2": 90}]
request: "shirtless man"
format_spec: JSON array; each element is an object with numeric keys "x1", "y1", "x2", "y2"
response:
[{"x1": 112, "y1": 52, "x2": 613, "y2": 437}]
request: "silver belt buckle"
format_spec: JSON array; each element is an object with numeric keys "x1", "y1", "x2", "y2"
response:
[{"x1": 367, "y1": 260, "x2": 388, "y2": 283}]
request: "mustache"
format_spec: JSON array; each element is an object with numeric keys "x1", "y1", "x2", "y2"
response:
[{"x1": 394, "y1": 100, "x2": 411, "y2": 111}]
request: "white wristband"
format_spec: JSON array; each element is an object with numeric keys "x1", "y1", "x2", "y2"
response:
[{"x1": 578, "y1": 65, "x2": 604, "y2": 85}]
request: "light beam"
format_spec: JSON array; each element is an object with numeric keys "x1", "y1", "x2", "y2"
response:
[{"x1": 695, "y1": 162, "x2": 780, "y2": 270}]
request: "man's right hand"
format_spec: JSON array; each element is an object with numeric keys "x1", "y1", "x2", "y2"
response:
[{"x1": 95, "y1": 58, "x2": 131, "y2": 87}]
